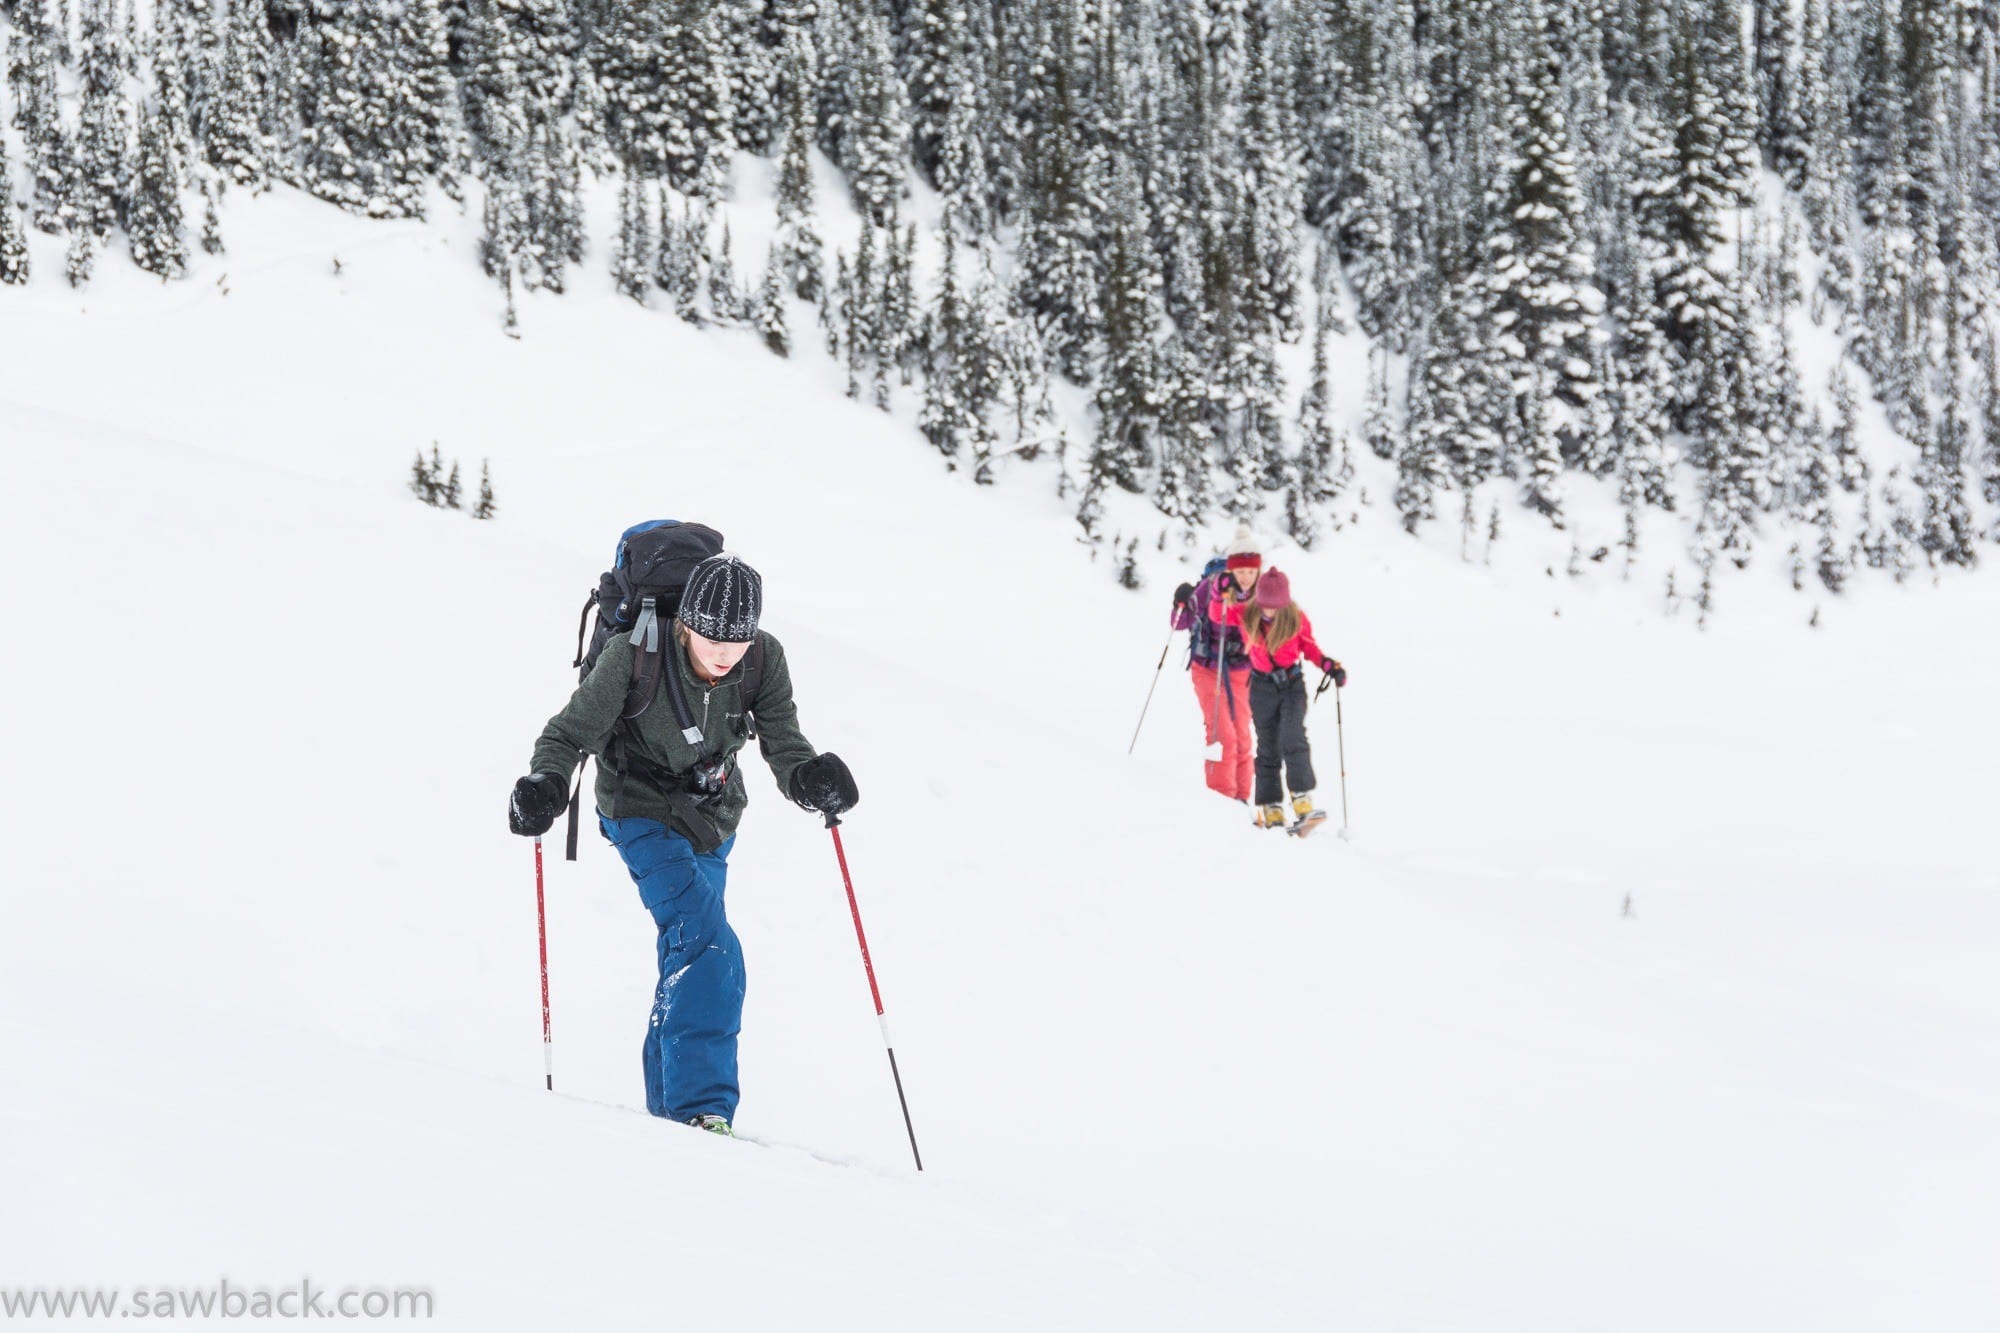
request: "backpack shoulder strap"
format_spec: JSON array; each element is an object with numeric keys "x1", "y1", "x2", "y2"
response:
[
  {"x1": 573, "y1": 590, "x2": 598, "y2": 671},
  {"x1": 564, "y1": 758, "x2": 588, "y2": 862},
  {"x1": 621, "y1": 597, "x2": 667, "y2": 720},
  {"x1": 742, "y1": 637, "x2": 766, "y2": 715},
  {"x1": 654, "y1": 618, "x2": 710, "y2": 751}
]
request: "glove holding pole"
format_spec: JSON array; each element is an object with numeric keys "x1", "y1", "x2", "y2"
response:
[
  {"x1": 788, "y1": 751, "x2": 859, "y2": 817},
  {"x1": 509, "y1": 773, "x2": 569, "y2": 837}
]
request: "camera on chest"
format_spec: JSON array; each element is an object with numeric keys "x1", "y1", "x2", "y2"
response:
[{"x1": 687, "y1": 752, "x2": 732, "y2": 799}]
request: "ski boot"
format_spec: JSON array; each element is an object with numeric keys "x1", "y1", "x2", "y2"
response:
[
  {"x1": 1254, "y1": 803, "x2": 1288, "y2": 830},
  {"x1": 1288, "y1": 792, "x2": 1329, "y2": 838},
  {"x1": 686, "y1": 1114, "x2": 734, "y2": 1138}
]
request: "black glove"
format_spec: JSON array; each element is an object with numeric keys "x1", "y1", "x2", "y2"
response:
[
  {"x1": 1322, "y1": 659, "x2": 1347, "y2": 688},
  {"x1": 509, "y1": 773, "x2": 569, "y2": 837},
  {"x1": 1171, "y1": 582, "x2": 1195, "y2": 613},
  {"x1": 788, "y1": 752, "x2": 859, "y2": 817}
]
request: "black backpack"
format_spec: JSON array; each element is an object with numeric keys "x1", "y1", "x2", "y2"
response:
[{"x1": 564, "y1": 520, "x2": 764, "y2": 858}]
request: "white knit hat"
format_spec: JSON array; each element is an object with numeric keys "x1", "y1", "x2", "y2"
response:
[{"x1": 1226, "y1": 525, "x2": 1259, "y2": 558}]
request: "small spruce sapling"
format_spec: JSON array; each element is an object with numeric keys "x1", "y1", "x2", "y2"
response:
[
  {"x1": 1117, "y1": 537, "x2": 1143, "y2": 590},
  {"x1": 409, "y1": 449, "x2": 437, "y2": 504},
  {"x1": 473, "y1": 460, "x2": 497, "y2": 520}
]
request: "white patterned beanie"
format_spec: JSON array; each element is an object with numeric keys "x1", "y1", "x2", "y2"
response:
[{"x1": 678, "y1": 554, "x2": 763, "y2": 643}]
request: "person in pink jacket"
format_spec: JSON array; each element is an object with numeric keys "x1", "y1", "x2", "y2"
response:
[{"x1": 1210, "y1": 567, "x2": 1346, "y2": 832}]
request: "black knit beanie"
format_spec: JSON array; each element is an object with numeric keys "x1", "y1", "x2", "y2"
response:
[{"x1": 677, "y1": 554, "x2": 763, "y2": 643}]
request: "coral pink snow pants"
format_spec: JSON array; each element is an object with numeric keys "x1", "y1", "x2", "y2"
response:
[{"x1": 1190, "y1": 662, "x2": 1254, "y2": 802}]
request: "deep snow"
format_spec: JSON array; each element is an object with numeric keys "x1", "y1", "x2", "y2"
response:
[{"x1": 1, "y1": 183, "x2": 1996, "y2": 1331}]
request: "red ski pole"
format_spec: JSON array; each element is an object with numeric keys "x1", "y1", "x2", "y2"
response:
[
  {"x1": 534, "y1": 836, "x2": 553, "y2": 1091},
  {"x1": 826, "y1": 815, "x2": 923, "y2": 1171}
]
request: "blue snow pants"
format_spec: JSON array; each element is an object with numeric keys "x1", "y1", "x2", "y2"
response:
[{"x1": 597, "y1": 813, "x2": 744, "y2": 1123}]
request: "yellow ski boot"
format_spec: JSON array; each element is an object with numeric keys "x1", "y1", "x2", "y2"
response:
[{"x1": 1289, "y1": 792, "x2": 1329, "y2": 838}]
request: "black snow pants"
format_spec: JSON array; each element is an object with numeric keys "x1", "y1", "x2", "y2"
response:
[{"x1": 1250, "y1": 665, "x2": 1316, "y2": 806}]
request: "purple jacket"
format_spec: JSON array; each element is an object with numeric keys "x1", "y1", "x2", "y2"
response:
[{"x1": 1171, "y1": 572, "x2": 1247, "y2": 670}]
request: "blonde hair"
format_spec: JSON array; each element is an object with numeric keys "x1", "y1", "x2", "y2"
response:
[{"x1": 1242, "y1": 600, "x2": 1302, "y2": 656}]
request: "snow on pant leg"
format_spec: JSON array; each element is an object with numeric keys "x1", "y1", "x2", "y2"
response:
[
  {"x1": 1276, "y1": 672, "x2": 1317, "y2": 797},
  {"x1": 599, "y1": 816, "x2": 745, "y2": 1123},
  {"x1": 1249, "y1": 671, "x2": 1287, "y2": 806},
  {"x1": 1190, "y1": 662, "x2": 1234, "y2": 797},
  {"x1": 1225, "y1": 666, "x2": 1255, "y2": 801}
]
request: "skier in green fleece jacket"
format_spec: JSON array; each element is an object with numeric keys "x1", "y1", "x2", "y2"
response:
[{"x1": 507, "y1": 554, "x2": 858, "y2": 1134}]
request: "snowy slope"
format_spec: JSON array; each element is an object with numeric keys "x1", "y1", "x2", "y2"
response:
[{"x1": 2, "y1": 193, "x2": 1997, "y2": 1331}]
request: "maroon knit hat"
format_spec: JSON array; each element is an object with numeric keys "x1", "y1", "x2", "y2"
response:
[{"x1": 1254, "y1": 568, "x2": 1291, "y2": 610}]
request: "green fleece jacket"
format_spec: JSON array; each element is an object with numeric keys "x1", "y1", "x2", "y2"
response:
[{"x1": 529, "y1": 628, "x2": 816, "y2": 850}]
